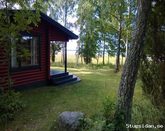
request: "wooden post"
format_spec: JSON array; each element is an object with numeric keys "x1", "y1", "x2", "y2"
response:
[{"x1": 64, "y1": 42, "x2": 67, "y2": 73}]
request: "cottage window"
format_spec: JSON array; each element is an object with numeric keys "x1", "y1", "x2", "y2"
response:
[{"x1": 11, "y1": 35, "x2": 39, "y2": 69}]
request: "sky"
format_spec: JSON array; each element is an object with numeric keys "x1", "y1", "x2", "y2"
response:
[
  {"x1": 67, "y1": 16, "x2": 79, "y2": 54},
  {"x1": 47, "y1": 10, "x2": 79, "y2": 55},
  {"x1": 13, "y1": 3, "x2": 79, "y2": 55}
]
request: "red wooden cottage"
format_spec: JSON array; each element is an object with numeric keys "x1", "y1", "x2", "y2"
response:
[{"x1": 0, "y1": 12, "x2": 79, "y2": 91}]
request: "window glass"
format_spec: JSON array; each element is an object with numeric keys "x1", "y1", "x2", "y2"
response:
[{"x1": 11, "y1": 35, "x2": 39, "y2": 68}]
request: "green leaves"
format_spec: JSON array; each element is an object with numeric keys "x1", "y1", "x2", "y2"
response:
[
  {"x1": 0, "y1": 90, "x2": 25, "y2": 123},
  {"x1": 0, "y1": 0, "x2": 46, "y2": 90},
  {"x1": 77, "y1": 0, "x2": 129, "y2": 64},
  {"x1": 48, "y1": 0, "x2": 77, "y2": 28},
  {"x1": 140, "y1": 0, "x2": 165, "y2": 105}
]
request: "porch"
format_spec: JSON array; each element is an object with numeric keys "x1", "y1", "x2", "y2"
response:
[
  {"x1": 50, "y1": 70, "x2": 80, "y2": 86},
  {"x1": 42, "y1": 12, "x2": 80, "y2": 86}
]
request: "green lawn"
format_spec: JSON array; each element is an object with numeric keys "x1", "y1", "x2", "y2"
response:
[{"x1": 0, "y1": 67, "x2": 162, "y2": 131}]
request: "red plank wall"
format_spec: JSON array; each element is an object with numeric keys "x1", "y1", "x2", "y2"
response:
[
  {"x1": 0, "y1": 19, "x2": 69, "y2": 90},
  {"x1": 11, "y1": 21, "x2": 49, "y2": 88}
]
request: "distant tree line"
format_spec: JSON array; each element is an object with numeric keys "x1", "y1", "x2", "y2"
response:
[
  {"x1": 77, "y1": 0, "x2": 136, "y2": 72},
  {"x1": 49, "y1": 0, "x2": 137, "y2": 72}
]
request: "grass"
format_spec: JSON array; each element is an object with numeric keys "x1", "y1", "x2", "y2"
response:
[
  {"x1": 0, "y1": 66, "x2": 163, "y2": 131},
  {"x1": 53, "y1": 53, "x2": 124, "y2": 65}
]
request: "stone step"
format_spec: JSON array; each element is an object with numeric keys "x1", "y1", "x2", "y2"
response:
[
  {"x1": 50, "y1": 73, "x2": 80, "y2": 86},
  {"x1": 54, "y1": 76, "x2": 78, "y2": 85},
  {"x1": 51, "y1": 72, "x2": 69, "y2": 78}
]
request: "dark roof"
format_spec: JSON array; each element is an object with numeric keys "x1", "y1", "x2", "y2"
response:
[
  {"x1": 40, "y1": 12, "x2": 78, "y2": 39},
  {"x1": 0, "y1": 9, "x2": 78, "y2": 40}
]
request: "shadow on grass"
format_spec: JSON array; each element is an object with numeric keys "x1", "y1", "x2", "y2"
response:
[{"x1": 0, "y1": 67, "x2": 120, "y2": 131}]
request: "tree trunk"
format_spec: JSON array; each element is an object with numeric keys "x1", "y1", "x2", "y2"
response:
[
  {"x1": 125, "y1": 34, "x2": 129, "y2": 58},
  {"x1": 115, "y1": 21, "x2": 122, "y2": 72},
  {"x1": 97, "y1": 55, "x2": 99, "y2": 65},
  {"x1": 5, "y1": 5, "x2": 12, "y2": 90},
  {"x1": 103, "y1": 34, "x2": 105, "y2": 65},
  {"x1": 51, "y1": 44, "x2": 55, "y2": 63},
  {"x1": 61, "y1": 0, "x2": 68, "y2": 65},
  {"x1": 125, "y1": 0, "x2": 132, "y2": 58},
  {"x1": 121, "y1": 55, "x2": 123, "y2": 66},
  {"x1": 76, "y1": 53, "x2": 79, "y2": 66},
  {"x1": 115, "y1": 0, "x2": 151, "y2": 127},
  {"x1": 81, "y1": 55, "x2": 83, "y2": 64},
  {"x1": 61, "y1": 48, "x2": 64, "y2": 64}
]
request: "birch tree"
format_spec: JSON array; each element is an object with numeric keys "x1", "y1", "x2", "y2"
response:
[
  {"x1": 48, "y1": 0, "x2": 77, "y2": 64},
  {"x1": 114, "y1": 0, "x2": 152, "y2": 128}
]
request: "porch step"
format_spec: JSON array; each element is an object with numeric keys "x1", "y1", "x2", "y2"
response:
[
  {"x1": 50, "y1": 72, "x2": 80, "y2": 86},
  {"x1": 52, "y1": 74, "x2": 73, "y2": 81},
  {"x1": 51, "y1": 72, "x2": 69, "y2": 78}
]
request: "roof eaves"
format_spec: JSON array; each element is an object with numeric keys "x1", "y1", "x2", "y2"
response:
[{"x1": 40, "y1": 12, "x2": 78, "y2": 39}]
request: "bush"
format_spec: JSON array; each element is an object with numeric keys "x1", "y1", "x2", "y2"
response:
[
  {"x1": 140, "y1": 60, "x2": 164, "y2": 105},
  {"x1": 0, "y1": 90, "x2": 25, "y2": 123},
  {"x1": 79, "y1": 117, "x2": 94, "y2": 130},
  {"x1": 132, "y1": 97, "x2": 164, "y2": 127},
  {"x1": 140, "y1": 0, "x2": 165, "y2": 106},
  {"x1": 102, "y1": 97, "x2": 127, "y2": 131},
  {"x1": 77, "y1": 96, "x2": 164, "y2": 131},
  {"x1": 102, "y1": 97, "x2": 115, "y2": 125},
  {"x1": 79, "y1": 116, "x2": 105, "y2": 131}
]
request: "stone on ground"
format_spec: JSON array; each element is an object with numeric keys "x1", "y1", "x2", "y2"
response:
[{"x1": 57, "y1": 111, "x2": 84, "y2": 131}]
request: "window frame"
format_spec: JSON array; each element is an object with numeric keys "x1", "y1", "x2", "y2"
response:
[{"x1": 10, "y1": 33, "x2": 41, "y2": 72}]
